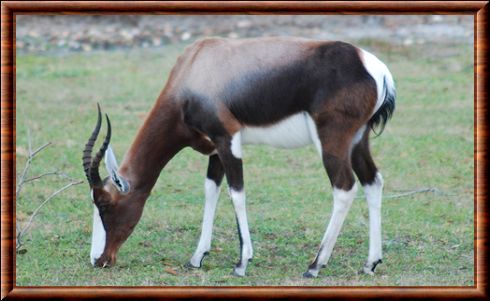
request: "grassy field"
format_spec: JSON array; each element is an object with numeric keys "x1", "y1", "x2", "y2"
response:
[{"x1": 15, "y1": 40, "x2": 474, "y2": 286}]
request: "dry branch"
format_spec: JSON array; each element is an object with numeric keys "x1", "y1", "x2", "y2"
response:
[
  {"x1": 16, "y1": 180, "x2": 83, "y2": 249},
  {"x1": 16, "y1": 129, "x2": 82, "y2": 250},
  {"x1": 355, "y1": 187, "x2": 446, "y2": 200}
]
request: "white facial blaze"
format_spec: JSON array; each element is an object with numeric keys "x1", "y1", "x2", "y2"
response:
[{"x1": 90, "y1": 204, "x2": 106, "y2": 266}]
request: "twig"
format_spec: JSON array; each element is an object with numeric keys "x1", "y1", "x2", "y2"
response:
[
  {"x1": 355, "y1": 187, "x2": 442, "y2": 200},
  {"x1": 16, "y1": 129, "x2": 83, "y2": 251},
  {"x1": 16, "y1": 180, "x2": 83, "y2": 249},
  {"x1": 27, "y1": 127, "x2": 32, "y2": 156},
  {"x1": 30, "y1": 142, "x2": 52, "y2": 158},
  {"x1": 16, "y1": 139, "x2": 52, "y2": 199},
  {"x1": 23, "y1": 171, "x2": 60, "y2": 184},
  {"x1": 384, "y1": 187, "x2": 442, "y2": 199},
  {"x1": 23, "y1": 170, "x2": 80, "y2": 184}
]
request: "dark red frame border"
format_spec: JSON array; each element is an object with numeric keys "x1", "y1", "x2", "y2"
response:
[{"x1": 1, "y1": 1, "x2": 488, "y2": 300}]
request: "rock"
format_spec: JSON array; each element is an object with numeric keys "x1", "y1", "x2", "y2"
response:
[
  {"x1": 181, "y1": 32, "x2": 191, "y2": 41},
  {"x1": 152, "y1": 37, "x2": 162, "y2": 46},
  {"x1": 228, "y1": 32, "x2": 239, "y2": 39},
  {"x1": 236, "y1": 19, "x2": 252, "y2": 29}
]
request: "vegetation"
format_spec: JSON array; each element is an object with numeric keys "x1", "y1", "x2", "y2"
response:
[{"x1": 15, "y1": 41, "x2": 474, "y2": 286}]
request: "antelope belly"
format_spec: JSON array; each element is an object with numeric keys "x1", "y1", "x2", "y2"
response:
[{"x1": 241, "y1": 112, "x2": 315, "y2": 149}]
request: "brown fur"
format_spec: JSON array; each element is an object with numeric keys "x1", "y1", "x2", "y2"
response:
[{"x1": 86, "y1": 37, "x2": 391, "y2": 271}]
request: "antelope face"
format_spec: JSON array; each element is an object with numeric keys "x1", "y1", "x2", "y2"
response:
[
  {"x1": 89, "y1": 182, "x2": 145, "y2": 267},
  {"x1": 83, "y1": 105, "x2": 145, "y2": 268}
]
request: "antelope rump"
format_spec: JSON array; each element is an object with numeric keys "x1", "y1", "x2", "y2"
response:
[{"x1": 82, "y1": 37, "x2": 396, "y2": 277}]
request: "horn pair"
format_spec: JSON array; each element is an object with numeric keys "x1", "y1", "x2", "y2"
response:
[{"x1": 83, "y1": 104, "x2": 111, "y2": 188}]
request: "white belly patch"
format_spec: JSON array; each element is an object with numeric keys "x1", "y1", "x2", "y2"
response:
[{"x1": 241, "y1": 112, "x2": 319, "y2": 150}]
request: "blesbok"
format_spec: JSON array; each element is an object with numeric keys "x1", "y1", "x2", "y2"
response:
[{"x1": 83, "y1": 37, "x2": 395, "y2": 277}]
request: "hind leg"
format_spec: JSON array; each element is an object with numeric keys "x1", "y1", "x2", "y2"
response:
[
  {"x1": 351, "y1": 130, "x2": 383, "y2": 274},
  {"x1": 304, "y1": 123, "x2": 359, "y2": 278}
]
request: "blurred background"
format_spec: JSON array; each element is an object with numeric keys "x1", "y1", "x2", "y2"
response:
[{"x1": 17, "y1": 15, "x2": 472, "y2": 53}]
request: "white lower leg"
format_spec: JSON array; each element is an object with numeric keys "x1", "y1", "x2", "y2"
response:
[
  {"x1": 306, "y1": 183, "x2": 357, "y2": 277},
  {"x1": 189, "y1": 178, "x2": 220, "y2": 267},
  {"x1": 363, "y1": 172, "x2": 383, "y2": 274},
  {"x1": 230, "y1": 189, "x2": 253, "y2": 276}
]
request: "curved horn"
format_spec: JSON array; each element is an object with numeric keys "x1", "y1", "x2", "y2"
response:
[
  {"x1": 89, "y1": 114, "x2": 112, "y2": 187},
  {"x1": 83, "y1": 104, "x2": 102, "y2": 185}
]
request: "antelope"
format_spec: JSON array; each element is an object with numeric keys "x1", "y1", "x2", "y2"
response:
[{"x1": 83, "y1": 37, "x2": 395, "y2": 278}]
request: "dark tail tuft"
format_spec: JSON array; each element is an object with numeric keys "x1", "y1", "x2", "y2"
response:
[{"x1": 369, "y1": 76, "x2": 396, "y2": 136}]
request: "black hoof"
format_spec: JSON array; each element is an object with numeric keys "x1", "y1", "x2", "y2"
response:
[
  {"x1": 232, "y1": 268, "x2": 246, "y2": 277},
  {"x1": 368, "y1": 259, "x2": 383, "y2": 273},
  {"x1": 372, "y1": 259, "x2": 382, "y2": 270},
  {"x1": 184, "y1": 261, "x2": 200, "y2": 269},
  {"x1": 303, "y1": 271, "x2": 316, "y2": 278},
  {"x1": 360, "y1": 259, "x2": 383, "y2": 275}
]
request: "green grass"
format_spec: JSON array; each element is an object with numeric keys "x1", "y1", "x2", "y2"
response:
[{"x1": 15, "y1": 41, "x2": 474, "y2": 286}]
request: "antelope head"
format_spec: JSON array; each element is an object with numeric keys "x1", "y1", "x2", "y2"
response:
[{"x1": 82, "y1": 105, "x2": 145, "y2": 268}]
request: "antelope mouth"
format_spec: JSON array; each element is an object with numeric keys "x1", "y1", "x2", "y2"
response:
[{"x1": 94, "y1": 254, "x2": 115, "y2": 268}]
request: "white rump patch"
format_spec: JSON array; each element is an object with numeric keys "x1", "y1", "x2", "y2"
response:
[
  {"x1": 359, "y1": 49, "x2": 393, "y2": 115},
  {"x1": 241, "y1": 112, "x2": 318, "y2": 150},
  {"x1": 90, "y1": 205, "x2": 106, "y2": 266}
]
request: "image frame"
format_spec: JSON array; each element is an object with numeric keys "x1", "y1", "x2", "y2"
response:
[{"x1": 1, "y1": 1, "x2": 488, "y2": 299}]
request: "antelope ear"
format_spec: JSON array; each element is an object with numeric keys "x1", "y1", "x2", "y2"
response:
[{"x1": 104, "y1": 145, "x2": 130, "y2": 194}]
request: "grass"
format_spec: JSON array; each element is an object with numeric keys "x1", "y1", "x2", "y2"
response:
[{"x1": 15, "y1": 40, "x2": 474, "y2": 286}]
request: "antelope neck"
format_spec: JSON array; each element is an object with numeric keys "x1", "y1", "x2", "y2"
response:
[{"x1": 119, "y1": 99, "x2": 190, "y2": 193}]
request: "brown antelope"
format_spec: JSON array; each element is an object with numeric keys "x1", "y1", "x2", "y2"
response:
[{"x1": 83, "y1": 37, "x2": 395, "y2": 278}]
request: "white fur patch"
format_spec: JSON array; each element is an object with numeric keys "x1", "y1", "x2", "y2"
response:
[
  {"x1": 332, "y1": 183, "x2": 358, "y2": 213},
  {"x1": 305, "y1": 114, "x2": 322, "y2": 156},
  {"x1": 352, "y1": 125, "x2": 367, "y2": 146},
  {"x1": 364, "y1": 172, "x2": 384, "y2": 263},
  {"x1": 241, "y1": 112, "x2": 316, "y2": 150},
  {"x1": 230, "y1": 132, "x2": 243, "y2": 159},
  {"x1": 360, "y1": 49, "x2": 394, "y2": 115},
  {"x1": 308, "y1": 183, "x2": 358, "y2": 274},
  {"x1": 189, "y1": 178, "x2": 221, "y2": 267},
  {"x1": 229, "y1": 188, "x2": 253, "y2": 262},
  {"x1": 90, "y1": 205, "x2": 106, "y2": 266}
]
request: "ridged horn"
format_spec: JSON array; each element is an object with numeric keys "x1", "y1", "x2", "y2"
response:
[
  {"x1": 83, "y1": 104, "x2": 102, "y2": 185},
  {"x1": 89, "y1": 114, "x2": 112, "y2": 187}
]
